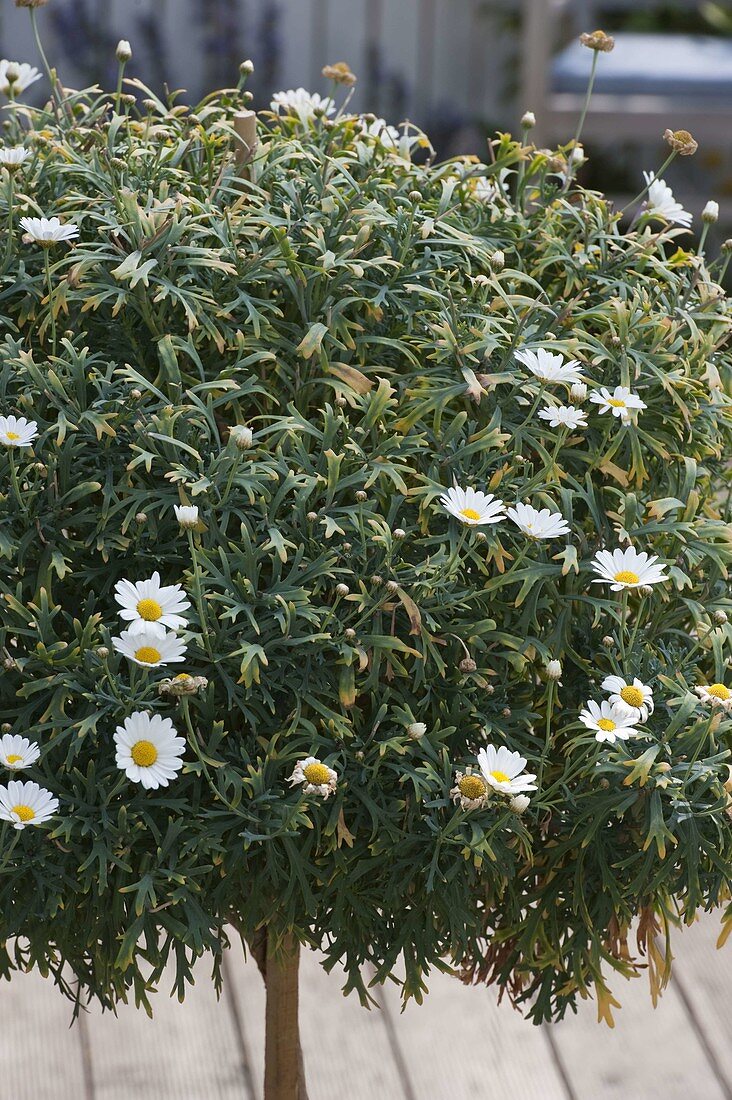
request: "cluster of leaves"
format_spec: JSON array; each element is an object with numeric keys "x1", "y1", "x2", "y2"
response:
[{"x1": 1, "y1": 62, "x2": 731, "y2": 1026}]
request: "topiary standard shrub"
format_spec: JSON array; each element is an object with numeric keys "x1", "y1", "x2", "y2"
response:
[{"x1": 1, "y1": 16, "x2": 732, "y2": 1096}]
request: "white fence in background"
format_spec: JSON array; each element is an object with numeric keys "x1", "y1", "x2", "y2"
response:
[{"x1": 0, "y1": 0, "x2": 512, "y2": 139}]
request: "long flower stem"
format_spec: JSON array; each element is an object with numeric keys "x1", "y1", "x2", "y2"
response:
[
  {"x1": 563, "y1": 51, "x2": 599, "y2": 191},
  {"x1": 538, "y1": 679, "x2": 555, "y2": 791},
  {"x1": 44, "y1": 248, "x2": 56, "y2": 356},
  {"x1": 187, "y1": 530, "x2": 214, "y2": 659},
  {"x1": 30, "y1": 7, "x2": 59, "y2": 113},
  {"x1": 3, "y1": 172, "x2": 14, "y2": 270}
]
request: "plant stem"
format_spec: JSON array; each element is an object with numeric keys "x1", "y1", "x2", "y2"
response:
[
  {"x1": 29, "y1": 7, "x2": 59, "y2": 112},
  {"x1": 44, "y1": 248, "x2": 56, "y2": 356},
  {"x1": 264, "y1": 931, "x2": 309, "y2": 1100},
  {"x1": 187, "y1": 529, "x2": 214, "y2": 659},
  {"x1": 563, "y1": 51, "x2": 599, "y2": 190},
  {"x1": 538, "y1": 679, "x2": 555, "y2": 791}
]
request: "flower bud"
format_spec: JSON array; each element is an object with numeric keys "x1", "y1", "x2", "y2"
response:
[
  {"x1": 545, "y1": 659, "x2": 562, "y2": 680},
  {"x1": 502, "y1": 707, "x2": 511, "y2": 717},
  {"x1": 229, "y1": 424, "x2": 254, "y2": 450},
  {"x1": 640, "y1": 585, "x2": 654, "y2": 597},
  {"x1": 158, "y1": 673, "x2": 209, "y2": 697},
  {"x1": 386, "y1": 580, "x2": 399, "y2": 594},
  {"x1": 408, "y1": 190, "x2": 422, "y2": 203},
  {"x1": 0, "y1": 723, "x2": 10, "y2": 734},
  {"x1": 602, "y1": 635, "x2": 615, "y2": 648},
  {"x1": 521, "y1": 111, "x2": 536, "y2": 129},
  {"x1": 713, "y1": 609, "x2": 728, "y2": 625},
  {"x1": 722, "y1": 239, "x2": 732, "y2": 254},
  {"x1": 459, "y1": 657, "x2": 477, "y2": 674},
  {"x1": 702, "y1": 200, "x2": 719, "y2": 224},
  {"x1": 570, "y1": 382, "x2": 587, "y2": 402},
  {"x1": 371, "y1": 575, "x2": 383, "y2": 586},
  {"x1": 15, "y1": 0, "x2": 49, "y2": 7},
  {"x1": 5, "y1": 63, "x2": 20, "y2": 84},
  {"x1": 407, "y1": 722, "x2": 427, "y2": 740},
  {"x1": 510, "y1": 794, "x2": 530, "y2": 814},
  {"x1": 306, "y1": 511, "x2": 318, "y2": 522},
  {"x1": 116, "y1": 40, "x2": 132, "y2": 63},
  {"x1": 490, "y1": 250, "x2": 505, "y2": 272},
  {"x1": 344, "y1": 628, "x2": 356, "y2": 640},
  {"x1": 335, "y1": 583, "x2": 350, "y2": 597},
  {"x1": 393, "y1": 527, "x2": 406, "y2": 539},
  {"x1": 95, "y1": 646, "x2": 110, "y2": 659},
  {"x1": 174, "y1": 504, "x2": 199, "y2": 530},
  {"x1": 135, "y1": 512, "x2": 147, "y2": 525},
  {"x1": 240, "y1": 60, "x2": 255, "y2": 76},
  {"x1": 356, "y1": 490, "x2": 367, "y2": 502}
]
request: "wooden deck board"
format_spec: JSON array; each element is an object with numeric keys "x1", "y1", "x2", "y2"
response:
[
  {"x1": 84, "y1": 963, "x2": 249, "y2": 1100},
  {"x1": 1, "y1": 918, "x2": 730, "y2": 1099},
  {"x1": 550, "y1": 922, "x2": 731, "y2": 1100}
]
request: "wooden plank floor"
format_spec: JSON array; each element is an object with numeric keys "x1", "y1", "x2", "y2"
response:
[{"x1": 2, "y1": 918, "x2": 731, "y2": 1099}]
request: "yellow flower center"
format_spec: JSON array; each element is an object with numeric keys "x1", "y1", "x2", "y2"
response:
[
  {"x1": 5, "y1": 754, "x2": 23, "y2": 765},
  {"x1": 490, "y1": 769, "x2": 511, "y2": 784},
  {"x1": 458, "y1": 775, "x2": 487, "y2": 800},
  {"x1": 303, "y1": 762, "x2": 331, "y2": 785},
  {"x1": 134, "y1": 646, "x2": 161, "y2": 665},
  {"x1": 614, "y1": 570, "x2": 640, "y2": 585},
  {"x1": 620, "y1": 686, "x2": 644, "y2": 709},
  {"x1": 459, "y1": 508, "x2": 481, "y2": 521},
  {"x1": 174, "y1": 673, "x2": 192, "y2": 681},
  {"x1": 597, "y1": 718, "x2": 616, "y2": 732},
  {"x1": 131, "y1": 740, "x2": 158, "y2": 767},
  {"x1": 708, "y1": 683, "x2": 730, "y2": 701},
  {"x1": 136, "y1": 598, "x2": 163, "y2": 622},
  {"x1": 608, "y1": 398, "x2": 626, "y2": 408},
  {"x1": 5, "y1": 431, "x2": 20, "y2": 441},
  {"x1": 12, "y1": 804, "x2": 34, "y2": 822}
]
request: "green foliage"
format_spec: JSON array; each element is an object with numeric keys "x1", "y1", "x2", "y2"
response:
[{"x1": 1, "y1": 65, "x2": 731, "y2": 1026}]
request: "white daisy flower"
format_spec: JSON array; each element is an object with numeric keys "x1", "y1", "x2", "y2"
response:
[
  {"x1": 288, "y1": 756, "x2": 338, "y2": 799},
  {"x1": 114, "y1": 711, "x2": 186, "y2": 790},
  {"x1": 440, "y1": 485, "x2": 506, "y2": 527},
  {"x1": 579, "y1": 699, "x2": 639, "y2": 743},
  {"x1": 0, "y1": 146, "x2": 30, "y2": 169},
  {"x1": 0, "y1": 414, "x2": 38, "y2": 448},
  {"x1": 360, "y1": 116, "x2": 401, "y2": 148},
  {"x1": 0, "y1": 734, "x2": 40, "y2": 771},
  {"x1": 515, "y1": 348, "x2": 583, "y2": 385},
  {"x1": 270, "y1": 88, "x2": 335, "y2": 125},
  {"x1": 450, "y1": 769, "x2": 489, "y2": 810},
  {"x1": 19, "y1": 216, "x2": 79, "y2": 246},
  {"x1": 591, "y1": 547, "x2": 668, "y2": 591},
  {"x1": 111, "y1": 625, "x2": 187, "y2": 668},
  {"x1": 114, "y1": 571, "x2": 191, "y2": 635},
  {"x1": 174, "y1": 504, "x2": 199, "y2": 529},
  {"x1": 506, "y1": 502, "x2": 570, "y2": 540},
  {"x1": 476, "y1": 745, "x2": 537, "y2": 795},
  {"x1": 695, "y1": 683, "x2": 732, "y2": 711},
  {"x1": 589, "y1": 386, "x2": 646, "y2": 422},
  {"x1": 0, "y1": 780, "x2": 58, "y2": 830},
  {"x1": 642, "y1": 172, "x2": 692, "y2": 228},
  {"x1": 601, "y1": 675, "x2": 654, "y2": 722},
  {"x1": 538, "y1": 403, "x2": 587, "y2": 430},
  {"x1": 471, "y1": 168, "x2": 511, "y2": 203},
  {"x1": 0, "y1": 61, "x2": 42, "y2": 97}
]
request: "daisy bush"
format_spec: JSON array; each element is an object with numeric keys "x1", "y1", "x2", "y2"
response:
[{"x1": 1, "y1": 40, "x2": 732, "y2": 1030}]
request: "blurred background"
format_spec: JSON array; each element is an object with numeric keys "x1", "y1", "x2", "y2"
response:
[{"x1": 2, "y1": 0, "x2": 732, "y2": 229}]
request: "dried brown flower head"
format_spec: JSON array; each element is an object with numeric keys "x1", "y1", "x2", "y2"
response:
[
  {"x1": 579, "y1": 29, "x2": 615, "y2": 52},
  {"x1": 322, "y1": 62, "x2": 356, "y2": 87},
  {"x1": 663, "y1": 128, "x2": 698, "y2": 156}
]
